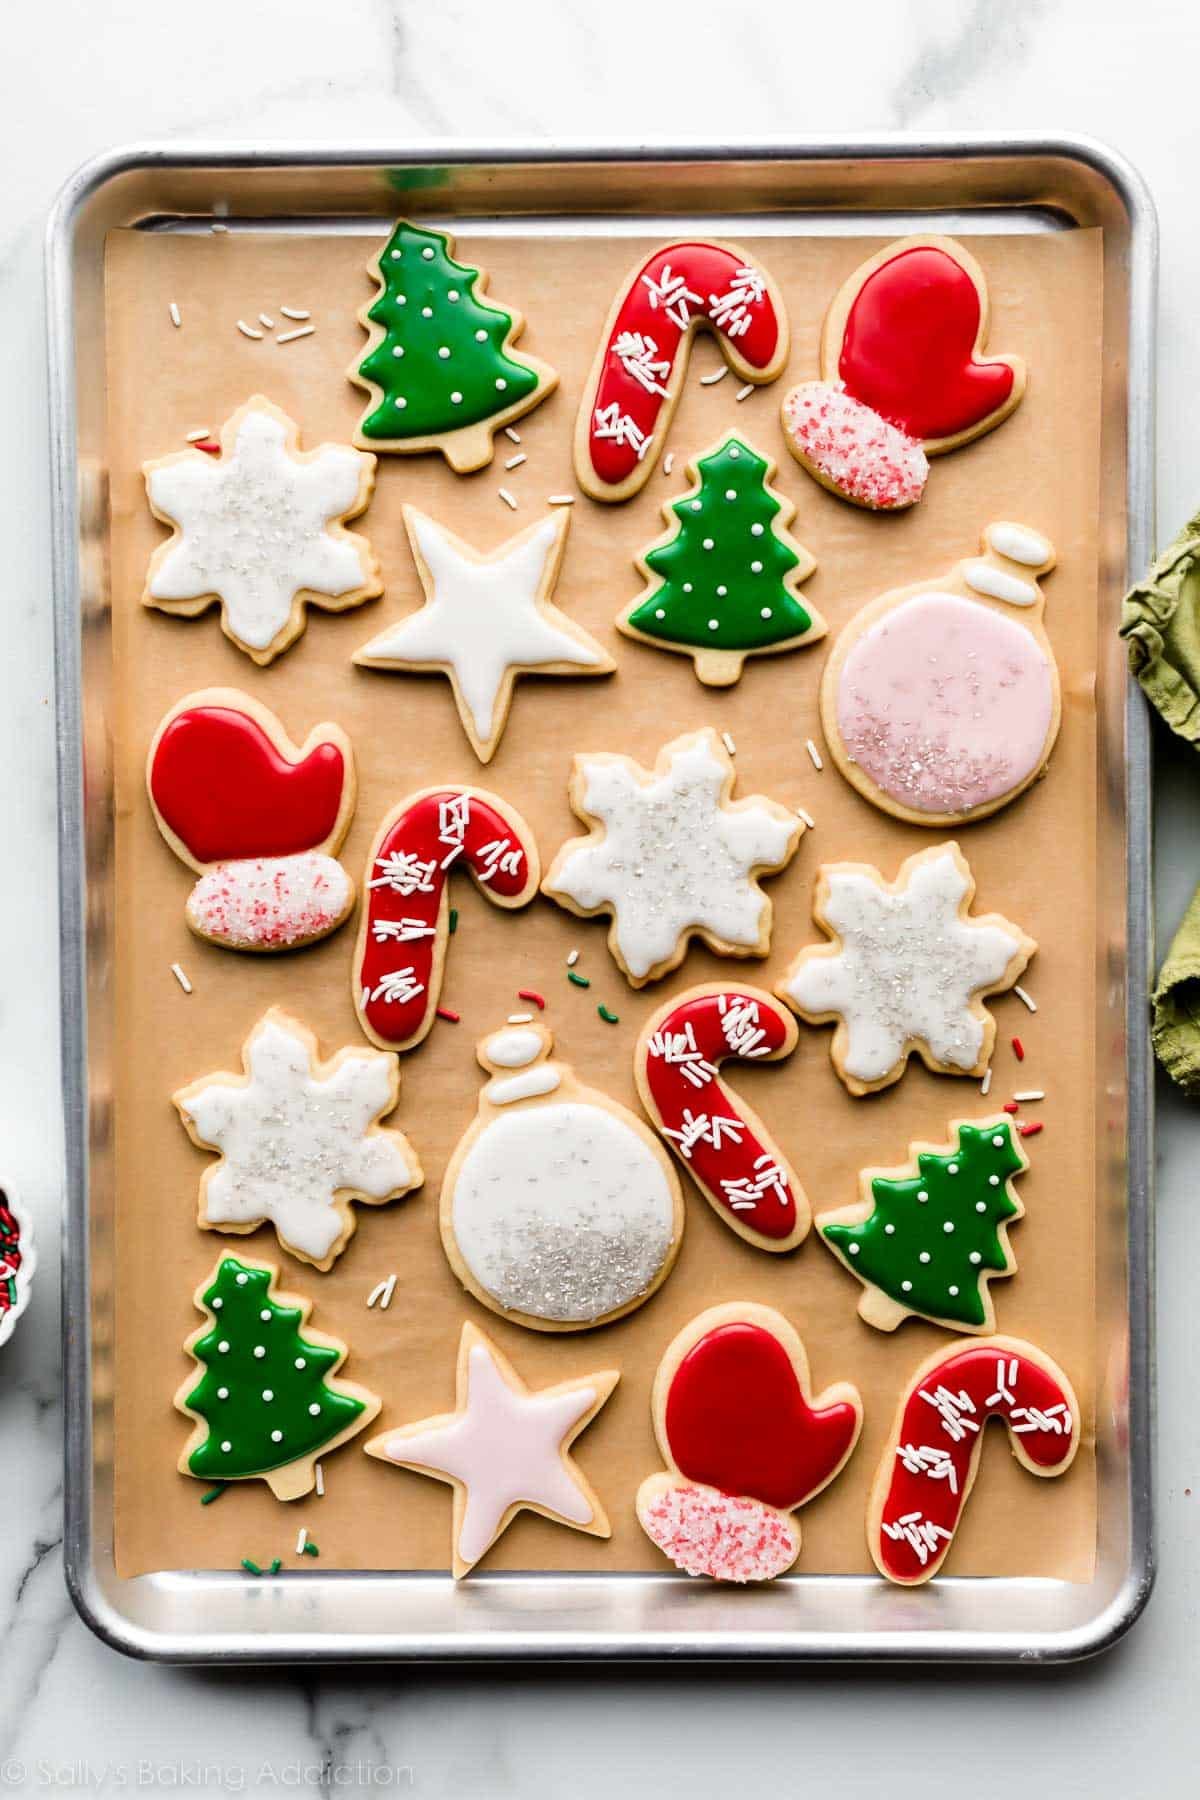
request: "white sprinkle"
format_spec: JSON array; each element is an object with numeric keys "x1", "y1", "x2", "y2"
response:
[
  {"x1": 236, "y1": 319, "x2": 263, "y2": 340},
  {"x1": 566, "y1": 949, "x2": 580, "y2": 967},
  {"x1": 366, "y1": 1274, "x2": 396, "y2": 1310},
  {"x1": 796, "y1": 807, "x2": 815, "y2": 829},
  {"x1": 1014, "y1": 986, "x2": 1038, "y2": 1013},
  {"x1": 735, "y1": 383, "x2": 754, "y2": 402},
  {"x1": 498, "y1": 487, "x2": 518, "y2": 510},
  {"x1": 185, "y1": 428, "x2": 210, "y2": 443},
  {"x1": 296, "y1": 1527, "x2": 308, "y2": 1555},
  {"x1": 505, "y1": 427, "x2": 522, "y2": 444},
  {"x1": 211, "y1": 222, "x2": 230, "y2": 234},
  {"x1": 258, "y1": 312, "x2": 275, "y2": 329},
  {"x1": 1014, "y1": 1089, "x2": 1045, "y2": 1102},
  {"x1": 170, "y1": 963, "x2": 193, "y2": 995},
  {"x1": 280, "y1": 306, "x2": 310, "y2": 321},
  {"x1": 664, "y1": 452, "x2": 675, "y2": 475},
  {"x1": 980, "y1": 1067, "x2": 992, "y2": 1097},
  {"x1": 315, "y1": 1463, "x2": 325, "y2": 1497},
  {"x1": 505, "y1": 453, "x2": 527, "y2": 470},
  {"x1": 548, "y1": 494, "x2": 575, "y2": 505},
  {"x1": 721, "y1": 731, "x2": 736, "y2": 756},
  {"x1": 700, "y1": 367, "x2": 728, "y2": 386},
  {"x1": 508, "y1": 1012, "x2": 534, "y2": 1025},
  {"x1": 276, "y1": 325, "x2": 315, "y2": 344},
  {"x1": 806, "y1": 738, "x2": 824, "y2": 772},
  {"x1": 168, "y1": 302, "x2": 182, "y2": 328}
]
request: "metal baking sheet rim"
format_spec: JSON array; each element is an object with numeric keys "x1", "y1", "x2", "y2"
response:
[{"x1": 46, "y1": 134, "x2": 1157, "y2": 1665}]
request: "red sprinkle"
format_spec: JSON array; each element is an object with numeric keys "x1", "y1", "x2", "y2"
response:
[
  {"x1": 1019, "y1": 1121, "x2": 1043, "y2": 1138},
  {"x1": 436, "y1": 1006, "x2": 460, "y2": 1023},
  {"x1": 1011, "y1": 1036, "x2": 1025, "y2": 1061},
  {"x1": 1002, "y1": 1101, "x2": 1019, "y2": 1115},
  {"x1": 193, "y1": 439, "x2": 221, "y2": 455},
  {"x1": 517, "y1": 989, "x2": 546, "y2": 1009}
]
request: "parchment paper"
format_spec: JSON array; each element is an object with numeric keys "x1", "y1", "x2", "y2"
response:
[{"x1": 103, "y1": 225, "x2": 1102, "y2": 1580}]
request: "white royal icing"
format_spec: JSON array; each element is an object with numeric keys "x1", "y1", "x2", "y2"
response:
[
  {"x1": 451, "y1": 1101, "x2": 676, "y2": 1322},
  {"x1": 380, "y1": 1338, "x2": 598, "y2": 1567},
  {"x1": 985, "y1": 523, "x2": 1052, "y2": 568},
  {"x1": 147, "y1": 404, "x2": 373, "y2": 654},
  {"x1": 962, "y1": 561, "x2": 1037, "y2": 606},
  {"x1": 179, "y1": 1014, "x2": 417, "y2": 1261},
  {"x1": 355, "y1": 510, "x2": 607, "y2": 748},
  {"x1": 783, "y1": 849, "x2": 1026, "y2": 1084},
  {"x1": 486, "y1": 1068, "x2": 562, "y2": 1105},
  {"x1": 548, "y1": 733, "x2": 796, "y2": 981},
  {"x1": 485, "y1": 1028, "x2": 545, "y2": 1069}
]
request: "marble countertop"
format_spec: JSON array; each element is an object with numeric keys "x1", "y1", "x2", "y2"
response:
[{"x1": 3, "y1": 0, "x2": 1198, "y2": 1791}]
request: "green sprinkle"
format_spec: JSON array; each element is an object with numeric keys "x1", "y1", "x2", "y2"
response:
[
  {"x1": 598, "y1": 1005, "x2": 620, "y2": 1025},
  {"x1": 449, "y1": 908, "x2": 459, "y2": 934},
  {"x1": 200, "y1": 1483, "x2": 228, "y2": 1506},
  {"x1": 240, "y1": 1558, "x2": 262, "y2": 1576},
  {"x1": 302, "y1": 1540, "x2": 320, "y2": 1558},
  {"x1": 269, "y1": 1558, "x2": 282, "y2": 1575},
  {"x1": 567, "y1": 970, "x2": 590, "y2": 988}
]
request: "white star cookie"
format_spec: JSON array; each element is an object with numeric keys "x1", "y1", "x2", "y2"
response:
[
  {"x1": 173, "y1": 1009, "x2": 423, "y2": 1269},
  {"x1": 365, "y1": 1322, "x2": 617, "y2": 1578},
  {"x1": 142, "y1": 396, "x2": 381, "y2": 664},
  {"x1": 777, "y1": 843, "x2": 1035, "y2": 1095},
  {"x1": 354, "y1": 507, "x2": 614, "y2": 762},
  {"x1": 543, "y1": 728, "x2": 802, "y2": 986}
]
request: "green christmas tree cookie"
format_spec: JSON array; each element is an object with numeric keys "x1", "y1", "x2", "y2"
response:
[
  {"x1": 350, "y1": 219, "x2": 557, "y2": 471},
  {"x1": 818, "y1": 1119, "x2": 1027, "y2": 1334},
  {"x1": 175, "y1": 1254, "x2": 380, "y2": 1500},
  {"x1": 618, "y1": 430, "x2": 826, "y2": 687}
]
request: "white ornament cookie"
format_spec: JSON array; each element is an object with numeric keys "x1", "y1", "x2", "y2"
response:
[
  {"x1": 174, "y1": 1009, "x2": 424, "y2": 1271},
  {"x1": 143, "y1": 396, "x2": 380, "y2": 664},
  {"x1": 365, "y1": 1321, "x2": 617, "y2": 1578},
  {"x1": 543, "y1": 728, "x2": 803, "y2": 986},
  {"x1": 777, "y1": 843, "x2": 1035, "y2": 1096},
  {"x1": 354, "y1": 506, "x2": 613, "y2": 763},
  {"x1": 440, "y1": 1024, "x2": 684, "y2": 1331}
]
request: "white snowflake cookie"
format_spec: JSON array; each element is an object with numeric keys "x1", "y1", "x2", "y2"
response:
[
  {"x1": 776, "y1": 842, "x2": 1035, "y2": 1096},
  {"x1": 542, "y1": 727, "x2": 803, "y2": 986},
  {"x1": 174, "y1": 1009, "x2": 423, "y2": 1269},
  {"x1": 142, "y1": 395, "x2": 381, "y2": 664}
]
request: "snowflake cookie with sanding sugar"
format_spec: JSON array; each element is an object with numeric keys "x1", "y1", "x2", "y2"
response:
[
  {"x1": 142, "y1": 396, "x2": 382, "y2": 664},
  {"x1": 543, "y1": 728, "x2": 803, "y2": 986},
  {"x1": 776, "y1": 842, "x2": 1035, "y2": 1096},
  {"x1": 173, "y1": 1009, "x2": 423, "y2": 1271}
]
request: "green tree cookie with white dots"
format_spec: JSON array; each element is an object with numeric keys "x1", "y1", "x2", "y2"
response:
[
  {"x1": 818, "y1": 1119, "x2": 1028, "y2": 1334},
  {"x1": 619, "y1": 430, "x2": 826, "y2": 686},
  {"x1": 351, "y1": 219, "x2": 557, "y2": 471},
  {"x1": 175, "y1": 1254, "x2": 380, "y2": 1500}
]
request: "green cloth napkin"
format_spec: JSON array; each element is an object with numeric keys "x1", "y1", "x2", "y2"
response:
[
  {"x1": 1120, "y1": 505, "x2": 1200, "y2": 741},
  {"x1": 1152, "y1": 884, "x2": 1200, "y2": 1096}
]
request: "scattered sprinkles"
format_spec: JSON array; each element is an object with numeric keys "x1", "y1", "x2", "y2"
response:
[
  {"x1": 566, "y1": 948, "x2": 580, "y2": 967},
  {"x1": 664, "y1": 452, "x2": 675, "y2": 476},
  {"x1": 199, "y1": 1483, "x2": 227, "y2": 1506},
  {"x1": 568, "y1": 970, "x2": 591, "y2": 988},
  {"x1": 735, "y1": 383, "x2": 754, "y2": 402},
  {"x1": 699, "y1": 367, "x2": 728, "y2": 386},
  {"x1": 1003, "y1": 1101, "x2": 1019, "y2": 1115},
  {"x1": 796, "y1": 806, "x2": 815, "y2": 829},
  {"x1": 280, "y1": 306, "x2": 311, "y2": 322},
  {"x1": 598, "y1": 1004, "x2": 620, "y2": 1025},
  {"x1": 1014, "y1": 1089, "x2": 1045, "y2": 1102},
  {"x1": 367, "y1": 1273, "x2": 397, "y2": 1310},
  {"x1": 548, "y1": 494, "x2": 575, "y2": 505},
  {"x1": 240, "y1": 1558, "x2": 263, "y2": 1577},
  {"x1": 448, "y1": 907, "x2": 459, "y2": 935},
  {"x1": 258, "y1": 312, "x2": 276, "y2": 330},
  {"x1": 193, "y1": 439, "x2": 221, "y2": 456},
  {"x1": 269, "y1": 1558, "x2": 282, "y2": 1575},
  {"x1": 980, "y1": 1067, "x2": 992, "y2": 1097},
  {"x1": 504, "y1": 427, "x2": 522, "y2": 444},
  {"x1": 507, "y1": 1012, "x2": 535, "y2": 1025},
  {"x1": 185, "y1": 428, "x2": 211, "y2": 443},
  {"x1": 505, "y1": 453, "x2": 527, "y2": 470},
  {"x1": 315, "y1": 1463, "x2": 325, "y2": 1498},
  {"x1": 436, "y1": 1005, "x2": 461, "y2": 1023},
  {"x1": 806, "y1": 738, "x2": 824, "y2": 772},
  {"x1": 276, "y1": 325, "x2": 315, "y2": 345},
  {"x1": 721, "y1": 731, "x2": 737, "y2": 756},
  {"x1": 517, "y1": 989, "x2": 546, "y2": 1009},
  {"x1": 498, "y1": 487, "x2": 518, "y2": 510},
  {"x1": 1019, "y1": 1122, "x2": 1044, "y2": 1138},
  {"x1": 170, "y1": 962, "x2": 193, "y2": 995},
  {"x1": 169, "y1": 302, "x2": 182, "y2": 328},
  {"x1": 236, "y1": 320, "x2": 264, "y2": 340},
  {"x1": 1011, "y1": 1036, "x2": 1025, "y2": 1061},
  {"x1": 1013, "y1": 986, "x2": 1038, "y2": 1013},
  {"x1": 296, "y1": 1526, "x2": 308, "y2": 1554},
  {"x1": 302, "y1": 1540, "x2": 320, "y2": 1558}
]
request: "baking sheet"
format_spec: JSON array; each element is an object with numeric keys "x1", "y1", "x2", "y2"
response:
[{"x1": 103, "y1": 225, "x2": 1102, "y2": 1581}]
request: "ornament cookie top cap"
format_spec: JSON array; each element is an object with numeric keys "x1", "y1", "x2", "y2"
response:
[{"x1": 781, "y1": 235, "x2": 1026, "y2": 511}]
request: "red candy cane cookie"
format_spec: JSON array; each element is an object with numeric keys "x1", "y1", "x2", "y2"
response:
[
  {"x1": 354, "y1": 787, "x2": 540, "y2": 1053},
  {"x1": 637, "y1": 1304, "x2": 862, "y2": 1583},
  {"x1": 868, "y1": 1335, "x2": 1080, "y2": 1585},
  {"x1": 574, "y1": 240, "x2": 789, "y2": 502},
  {"x1": 634, "y1": 984, "x2": 809, "y2": 1252}
]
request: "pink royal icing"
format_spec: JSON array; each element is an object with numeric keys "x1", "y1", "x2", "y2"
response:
[{"x1": 835, "y1": 593, "x2": 1053, "y2": 815}]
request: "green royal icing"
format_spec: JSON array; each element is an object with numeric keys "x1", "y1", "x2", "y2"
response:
[
  {"x1": 823, "y1": 1122, "x2": 1024, "y2": 1329},
  {"x1": 358, "y1": 220, "x2": 539, "y2": 442},
  {"x1": 627, "y1": 436, "x2": 813, "y2": 653},
  {"x1": 184, "y1": 1257, "x2": 364, "y2": 1481}
]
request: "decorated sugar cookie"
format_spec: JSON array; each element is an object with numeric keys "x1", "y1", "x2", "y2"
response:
[
  {"x1": 868, "y1": 1336, "x2": 1080, "y2": 1584},
  {"x1": 617, "y1": 431, "x2": 823, "y2": 687},
  {"x1": 142, "y1": 395, "x2": 381, "y2": 663},
  {"x1": 440, "y1": 1024, "x2": 684, "y2": 1331},
  {"x1": 354, "y1": 787, "x2": 540, "y2": 1053},
  {"x1": 636, "y1": 1304, "x2": 862, "y2": 1583},
  {"x1": 575, "y1": 240, "x2": 789, "y2": 501},
  {"x1": 354, "y1": 506, "x2": 613, "y2": 762},
  {"x1": 350, "y1": 220, "x2": 557, "y2": 471},
  {"x1": 821, "y1": 524, "x2": 1059, "y2": 825},
  {"x1": 634, "y1": 985, "x2": 809, "y2": 1252},
  {"x1": 147, "y1": 689, "x2": 356, "y2": 952},
  {"x1": 173, "y1": 1009, "x2": 423, "y2": 1271},
  {"x1": 781, "y1": 236, "x2": 1025, "y2": 510},
  {"x1": 176, "y1": 1253, "x2": 380, "y2": 1501},
  {"x1": 0, "y1": 1190, "x2": 35, "y2": 1349},
  {"x1": 543, "y1": 728, "x2": 802, "y2": 987},
  {"x1": 777, "y1": 843, "x2": 1035, "y2": 1095},
  {"x1": 818, "y1": 1118, "x2": 1027, "y2": 1334},
  {"x1": 365, "y1": 1321, "x2": 617, "y2": 1578}
]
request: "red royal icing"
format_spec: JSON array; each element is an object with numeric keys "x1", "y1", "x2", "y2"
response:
[
  {"x1": 151, "y1": 706, "x2": 346, "y2": 865},
  {"x1": 587, "y1": 243, "x2": 782, "y2": 489},
  {"x1": 357, "y1": 790, "x2": 535, "y2": 1049},
  {"x1": 641, "y1": 990, "x2": 798, "y2": 1240},
  {"x1": 837, "y1": 246, "x2": 1015, "y2": 443},
  {"x1": 664, "y1": 1321, "x2": 860, "y2": 1511},
  {"x1": 875, "y1": 1342, "x2": 1078, "y2": 1583}
]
